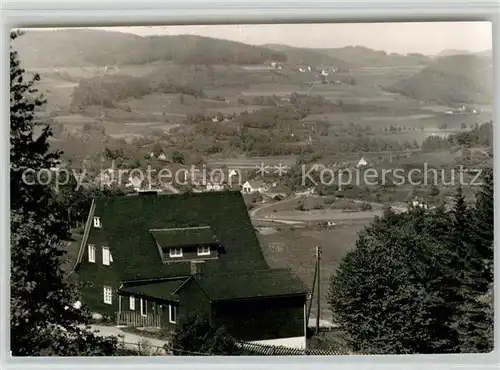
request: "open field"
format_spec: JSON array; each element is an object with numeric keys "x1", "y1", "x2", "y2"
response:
[
  {"x1": 122, "y1": 93, "x2": 230, "y2": 115},
  {"x1": 260, "y1": 210, "x2": 382, "y2": 222},
  {"x1": 333, "y1": 65, "x2": 425, "y2": 87},
  {"x1": 205, "y1": 156, "x2": 297, "y2": 168},
  {"x1": 27, "y1": 63, "x2": 166, "y2": 79},
  {"x1": 362, "y1": 114, "x2": 436, "y2": 121},
  {"x1": 253, "y1": 195, "x2": 383, "y2": 220},
  {"x1": 258, "y1": 222, "x2": 369, "y2": 321}
]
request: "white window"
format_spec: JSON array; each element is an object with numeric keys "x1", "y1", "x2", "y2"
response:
[
  {"x1": 140, "y1": 298, "x2": 147, "y2": 316},
  {"x1": 102, "y1": 247, "x2": 110, "y2": 266},
  {"x1": 169, "y1": 248, "x2": 183, "y2": 258},
  {"x1": 88, "y1": 244, "x2": 96, "y2": 263},
  {"x1": 197, "y1": 246, "x2": 210, "y2": 256},
  {"x1": 129, "y1": 296, "x2": 135, "y2": 311},
  {"x1": 103, "y1": 286, "x2": 112, "y2": 305},
  {"x1": 169, "y1": 304, "x2": 177, "y2": 323},
  {"x1": 93, "y1": 217, "x2": 102, "y2": 228}
]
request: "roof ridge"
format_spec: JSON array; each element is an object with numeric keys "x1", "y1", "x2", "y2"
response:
[
  {"x1": 122, "y1": 275, "x2": 190, "y2": 285},
  {"x1": 93, "y1": 190, "x2": 241, "y2": 201},
  {"x1": 150, "y1": 226, "x2": 212, "y2": 232},
  {"x1": 199, "y1": 267, "x2": 291, "y2": 277}
]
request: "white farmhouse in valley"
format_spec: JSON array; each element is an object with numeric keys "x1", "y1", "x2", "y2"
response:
[
  {"x1": 126, "y1": 175, "x2": 143, "y2": 191},
  {"x1": 206, "y1": 182, "x2": 224, "y2": 192},
  {"x1": 241, "y1": 180, "x2": 268, "y2": 194},
  {"x1": 356, "y1": 157, "x2": 368, "y2": 168}
]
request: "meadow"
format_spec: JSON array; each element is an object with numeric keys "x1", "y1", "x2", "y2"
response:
[
  {"x1": 258, "y1": 221, "x2": 369, "y2": 322},
  {"x1": 205, "y1": 156, "x2": 297, "y2": 168}
]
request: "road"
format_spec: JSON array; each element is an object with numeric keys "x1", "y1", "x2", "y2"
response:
[
  {"x1": 249, "y1": 193, "x2": 302, "y2": 217},
  {"x1": 163, "y1": 184, "x2": 180, "y2": 194},
  {"x1": 250, "y1": 193, "x2": 408, "y2": 222},
  {"x1": 89, "y1": 325, "x2": 169, "y2": 353}
]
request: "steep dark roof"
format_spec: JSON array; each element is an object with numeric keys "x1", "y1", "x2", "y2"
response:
[
  {"x1": 119, "y1": 278, "x2": 187, "y2": 301},
  {"x1": 191, "y1": 268, "x2": 309, "y2": 301},
  {"x1": 150, "y1": 226, "x2": 217, "y2": 248},
  {"x1": 88, "y1": 191, "x2": 269, "y2": 281}
]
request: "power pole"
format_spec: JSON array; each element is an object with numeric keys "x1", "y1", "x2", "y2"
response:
[{"x1": 315, "y1": 246, "x2": 321, "y2": 335}]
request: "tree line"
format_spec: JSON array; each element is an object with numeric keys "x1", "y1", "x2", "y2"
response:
[
  {"x1": 329, "y1": 178, "x2": 493, "y2": 353},
  {"x1": 421, "y1": 122, "x2": 492, "y2": 151},
  {"x1": 70, "y1": 74, "x2": 205, "y2": 109}
]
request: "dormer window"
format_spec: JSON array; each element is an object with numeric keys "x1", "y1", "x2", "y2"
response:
[
  {"x1": 151, "y1": 226, "x2": 217, "y2": 262},
  {"x1": 169, "y1": 248, "x2": 183, "y2": 258},
  {"x1": 93, "y1": 217, "x2": 102, "y2": 228},
  {"x1": 197, "y1": 246, "x2": 210, "y2": 256}
]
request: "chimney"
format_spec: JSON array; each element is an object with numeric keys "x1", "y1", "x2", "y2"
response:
[
  {"x1": 190, "y1": 261, "x2": 205, "y2": 276},
  {"x1": 137, "y1": 189, "x2": 161, "y2": 196}
]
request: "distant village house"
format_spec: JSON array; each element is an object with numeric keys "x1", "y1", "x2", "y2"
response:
[
  {"x1": 356, "y1": 157, "x2": 368, "y2": 168},
  {"x1": 241, "y1": 180, "x2": 269, "y2": 194}
]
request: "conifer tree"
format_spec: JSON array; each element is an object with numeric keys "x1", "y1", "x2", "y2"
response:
[
  {"x1": 10, "y1": 30, "x2": 118, "y2": 356},
  {"x1": 452, "y1": 171, "x2": 494, "y2": 353},
  {"x1": 328, "y1": 207, "x2": 460, "y2": 354},
  {"x1": 328, "y1": 178, "x2": 494, "y2": 354},
  {"x1": 469, "y1": 168, "x2": 494, "y2": 290}
]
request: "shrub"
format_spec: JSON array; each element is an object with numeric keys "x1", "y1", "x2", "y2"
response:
[
  {"x1": 360, "y1": 202, "x2": 372, "y2": 211},
  {"x1": 295, "y1": 203, "x2": 306, "y2": 211},
  {"x1": 171, "y1": 314, "x2": 241, "y2": 356},
  {"x1": 324, "y1": 197, "x2": 336, "y2": 205}
]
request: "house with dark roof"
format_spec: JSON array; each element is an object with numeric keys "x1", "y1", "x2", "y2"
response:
[{"x1": 73, "y1": 190, "x2": 309, "y2": 348}]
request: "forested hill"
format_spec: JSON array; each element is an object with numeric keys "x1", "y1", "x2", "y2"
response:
[
  {"x1": 313, "y1": 45, "x2": 432, "y2": 67},
  {"x1": 387, "y1": 54, "x2": 493, "y2": 105},
  {"x1": 14, "y1": 29, "x2": 346, "y2": 68},
  {"x1": 261, "y1": 44, "x2": 351, "y2": 69},
  {"x1": 12, "y1": 29, "x2": 289, "y2": 67}
]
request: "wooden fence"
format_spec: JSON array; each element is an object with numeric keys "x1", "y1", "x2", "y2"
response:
[
  {"x1": 117, "y1": 340, "x2": 362, "y2": 356},
  {"x1": 116, "y1": 311, "x2": 162, "y2": 328},
  {"x1": 237, "y1": 341, "x2": 360, "y2": 356}
]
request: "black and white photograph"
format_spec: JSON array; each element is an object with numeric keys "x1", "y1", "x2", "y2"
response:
[{"x1": 10, "y1": 21, "x2": 493, "y2": 356}]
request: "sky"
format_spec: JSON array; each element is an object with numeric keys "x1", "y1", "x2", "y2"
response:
[{"x1": 81, "y1": 22, "x2": 493, "y2": 55}]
